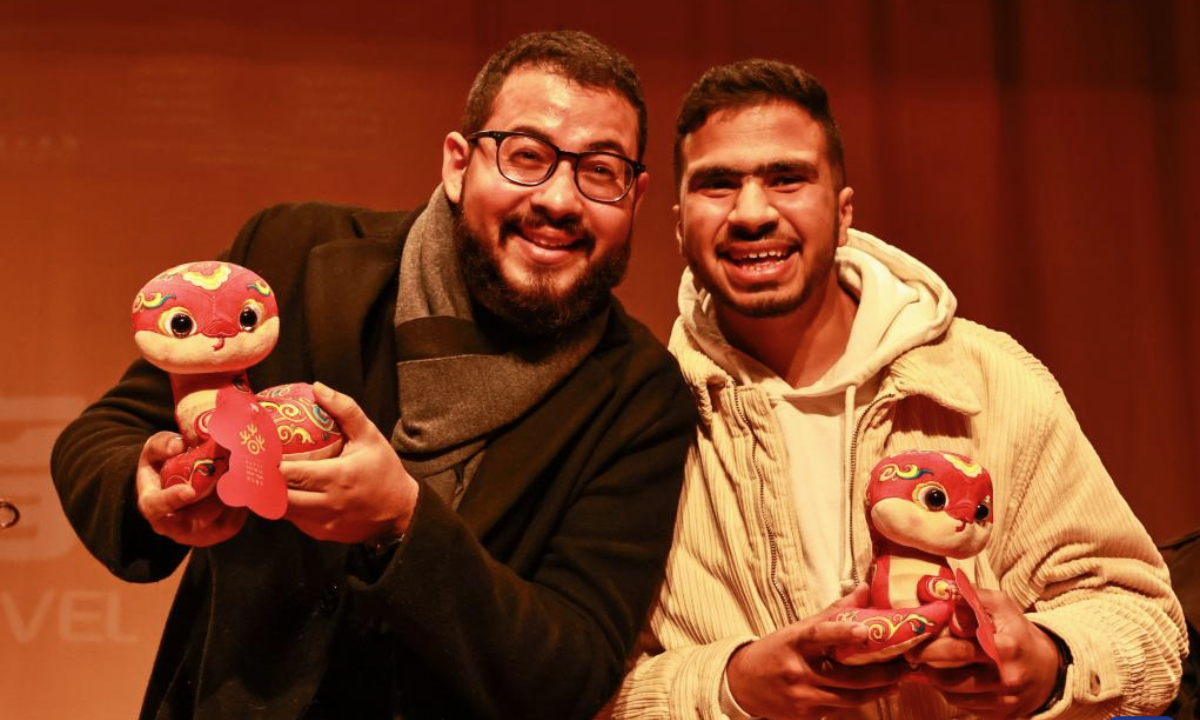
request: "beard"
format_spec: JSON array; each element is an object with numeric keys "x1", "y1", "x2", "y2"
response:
[{"x1": 452, "y1": 201, "x2": 631, "y2": 338}]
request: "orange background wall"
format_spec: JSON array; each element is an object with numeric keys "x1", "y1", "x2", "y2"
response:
[{"x1": 2, "y1": 1, "x2": 1197, "y2": 718}]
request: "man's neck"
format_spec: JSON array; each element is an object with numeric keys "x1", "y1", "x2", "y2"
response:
[{"x1": 717, "y1": 276, "x2": 857, "y2": 388}]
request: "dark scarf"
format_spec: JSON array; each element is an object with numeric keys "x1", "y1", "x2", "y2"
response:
[{"x1": 390, "y1": 187, "x2": 608, "y2": 506}]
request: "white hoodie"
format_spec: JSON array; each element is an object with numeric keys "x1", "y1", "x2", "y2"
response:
[{"x1": 679, "y1": 228, "x2": 957, "y2": 606}]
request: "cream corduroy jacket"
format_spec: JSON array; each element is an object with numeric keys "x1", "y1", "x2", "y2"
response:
[{"x1": 614, "y1": 298, "x2": 1185, "y2": 720}]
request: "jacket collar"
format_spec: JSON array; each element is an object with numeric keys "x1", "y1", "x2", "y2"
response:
[
  {"x1": 672, "y1": 317, "x2": 983, "y2": 427},
  {"x1": 304, "y1": 208, "x2": 421, "y2": 400},
  {"x1": 881, "y1": 324, "x2": 982, "y2": 416}
]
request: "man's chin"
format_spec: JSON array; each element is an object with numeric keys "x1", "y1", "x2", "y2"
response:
[
  {"x1": 466, "y1": 255, "x2": 609, "y2": 337},
  {"x1": 493, "y1": 275, "x2": 610, "y2": 338},
  {"x1": 456, "y1": 212, "x2": 627, "y2": 337},
  {"x1": 718, "y1": 288, "x2": 806, "y2": 319},
  {"x1": 500, "y1": 265, "x2": 581, "y2": 303}
]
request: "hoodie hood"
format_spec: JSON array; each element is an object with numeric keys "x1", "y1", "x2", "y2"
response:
[
  {"x1": 673, "y1": 228, "x2": 961, "y2": 606},
  {"x1": 675, "y1": 228, "x2": 957, "y2": 400}
]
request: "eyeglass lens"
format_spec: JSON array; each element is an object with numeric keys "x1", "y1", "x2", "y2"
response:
[{"x1": 496, "y1": 134, "x2": 634, "y2": 202}]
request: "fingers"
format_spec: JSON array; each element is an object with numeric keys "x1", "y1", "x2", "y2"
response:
[
  {"x1": 283, "y1": 488, "x2": 327, "y2": 514},
  {"x1": 136, "y1": 432, "x2": 250, "y2": 545},
  {"x1": 830, "y1": 583, "x2": 872, "y2": 610},
  {"x1": 140, "y1": 431, "x2": 186, "y2": 464},
  {"x1": 937, "y1": 691, "x2": 1022, "y2": 718},
  {"x1": 905, "y1": 635, "x2": 989, "y2": 668},
  {"x1": 817, "y1": 657, "x2": 908, "y2": 690},
  {"x1": 279, "y1": 457, "x2": 328, "y2": 491},
  {"x1": 793, "y1": 619, "x2": 869, "y2": 654},
  {"x1": 183, "y1": 505, "x2": 249, "y2": 548},
  {"x1": 916, "y1": 662, "x2": 1003, "y2": 693},
  {"x1": 975, "y1": 588, "x2": 1023, "y2": 625},
  {"x1": 140, "y1": 488, "x2": 248, "y2": 547},
  {"x1": 159, "y1": 497, "x2": 242, "y2": 547},
  {"x1": 138, "y1": 482, "x2": 198, "y2": 519},
  {"x1": 788, "y1": 617, "x2": 904, "y2": 691},
  {"x1": 312, "y1": 382, "x2": 371, "y2": 440},
  {"x1": 284, "y1": 488, "x2": 359, "y2": 542},
  {"x1": 808, "y1": 685, "x2": 899, "y2": 709},
  {"x1": 790, "y1": 591, "x2": 873, "y2": 659},
  {"x1": 137, "y1": 433, "x2": 198, "y2": 520}
]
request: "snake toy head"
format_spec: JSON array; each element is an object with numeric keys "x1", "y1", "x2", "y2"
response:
[
  {"x1": 866, "y1": 450, "x2": 994, "y2": 560},
  {"x1": 131, "y1": 261, "x2": 280, "y2": 376}
]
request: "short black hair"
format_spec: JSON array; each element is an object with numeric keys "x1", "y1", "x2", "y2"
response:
[
  {"x1": 462, "y1": 30, "x2": 648, "y2": 160},
  {"x1": 674, "y1": 59, "x2": 845, "y2": 188}
]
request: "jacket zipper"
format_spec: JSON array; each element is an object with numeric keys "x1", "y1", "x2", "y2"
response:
[
  {"x1": 733, "y1": 388, "x2": 799, "y2": 625},
  {"x1": 846, "y1": 392, "x2": 898, "y2": 586},
  {"x1": 849, "y1": 391, "x2": 899, "y2": 720}
]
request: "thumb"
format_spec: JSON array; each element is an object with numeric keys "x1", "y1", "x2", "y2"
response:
[
  {"x1": 973, "y1": 587, "x2": 1013, "y2": 614},
  {"x1": 141, "y1": 431, "x2": 186, "y2": 464},
  {"x1": 830, "y1": 583, "x2": 872, "y2": 611},
  {"x1": 312, "y1": 382, "x2": 369, "y2": 440}
]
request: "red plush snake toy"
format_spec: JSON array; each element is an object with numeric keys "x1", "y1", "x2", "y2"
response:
[
  {"x1": 131, "y1": 261, "x2": 342, "y2": 519},
  {"x1": 832, "y1": 450, "x2": 1000, "y2": 668}
]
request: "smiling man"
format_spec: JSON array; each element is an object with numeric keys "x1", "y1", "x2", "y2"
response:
[
  {"x1": 51, "y1": 31, "x2": 695, "y2": 720},
  {"x1": 612, "y1": 59, "x2": 1185, "y2": 720},
  {"x1": 444, "y1": 64, "x2": 645, "y2": 336}
]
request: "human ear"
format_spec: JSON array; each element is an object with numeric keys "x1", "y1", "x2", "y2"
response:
[
  {"x1": 441, "y1": 132, "x2": 471, "y2": 203},
  {"x1": 673, "y1": 204, "x2": 683, "y2": 254},
  {"x1": 836, "y1": 186, "x2": 854, "y2": 246},
  {"x1": 630, "y1": 170, "x2": 650, "y2": 215}
]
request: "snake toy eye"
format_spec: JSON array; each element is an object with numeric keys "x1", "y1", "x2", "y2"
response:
[
  {"x1": 162, "y1": 309, "x2": 196, "y2": 339},
  {"x1": 915, "y1": 483, "x2": 948, "y2": 512},
  {"x1": 239, "y1": 304, "x2": 261, "y2": 332}
]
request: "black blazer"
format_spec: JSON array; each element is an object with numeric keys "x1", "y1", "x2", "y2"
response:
[{"x1": 51, "y1": 201, "x2": 697, "y2": 720}]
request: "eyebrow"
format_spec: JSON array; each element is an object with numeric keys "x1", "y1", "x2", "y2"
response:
[
  {"x1": 686, "y1": 159, "x2": 820, "y2": 191},
  {"x1": 506, "y1": 124, "x2": 632, "y2": 156}
]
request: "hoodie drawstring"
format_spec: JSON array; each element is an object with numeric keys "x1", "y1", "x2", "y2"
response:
[{"x1": 840, "y1": 384, "x2": 859, "y2": 596}]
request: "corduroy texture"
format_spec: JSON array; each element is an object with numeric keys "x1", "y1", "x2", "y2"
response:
[{"x1": 613, "y1": 232, "x2": 1187, "y2": 720}]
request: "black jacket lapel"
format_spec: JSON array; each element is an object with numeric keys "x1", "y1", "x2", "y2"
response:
[
  {"x1": 305, "y1": 236, "x2": 400, "y2": 399},
  {"x1": 457, "y1": 355, "x2": 615, "y2": 540},
  {"x1": 303, "y1": 207, "x2": 421, "y2": 401}
]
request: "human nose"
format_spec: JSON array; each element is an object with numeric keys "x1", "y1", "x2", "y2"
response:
[
  {"x1": 727, "y1": 180, "x2": 778, "y2": 236},
  {"x1": 530, "y1": 158, "x2": 585, "y2": 218}
]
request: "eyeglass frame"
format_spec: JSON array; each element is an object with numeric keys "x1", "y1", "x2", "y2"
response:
[{"x1": 465, "y1": 130, "x2": 646, "y2": 204}]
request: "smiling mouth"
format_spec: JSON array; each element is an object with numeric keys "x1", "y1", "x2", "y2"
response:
[
  {"x1": 721, "y1": 246, "x2": 797, "y2": 268},
  {"x1": 519, "y1": 230, "x2": 584, "y2": 252}
]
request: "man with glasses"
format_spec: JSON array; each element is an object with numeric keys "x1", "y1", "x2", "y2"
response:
[{"x1": 51, "y1": 30, "x2": 695, "y2": 720}]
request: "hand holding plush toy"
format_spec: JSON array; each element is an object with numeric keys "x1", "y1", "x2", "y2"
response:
[
  {"x1": 832, "y1": 450, "x2": 1001, "y2": 669},
  {"x1": 131, "y1": 261, "x2": 343, "y2": 520}
]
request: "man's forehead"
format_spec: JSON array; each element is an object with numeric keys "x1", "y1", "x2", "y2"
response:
[
  {"x1": 485, "y1": 67, "x2": 638, "y2": 152},
  {"x1": 680, "y1": 102, "x2": 826, "y2": 174}
]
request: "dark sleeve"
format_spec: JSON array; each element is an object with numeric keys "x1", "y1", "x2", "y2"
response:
[
  {"x1": 346, "y1": 352, "x2": 697, "y2": 720},
  {"x1": 48, "y1": 209, "x2": 272, "y2": 581}
]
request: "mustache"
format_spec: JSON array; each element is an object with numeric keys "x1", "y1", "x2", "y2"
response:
[
  {"x1": 501, "y1": 209, "x2": 596, "y2": 248},
  {"x1": 727, "y1": 222, "x2": 783, "y2": 243}
]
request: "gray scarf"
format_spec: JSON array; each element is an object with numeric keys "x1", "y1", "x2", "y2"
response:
[{"x1": 390, "y1": 187, "x2": 608, "y2": 507}]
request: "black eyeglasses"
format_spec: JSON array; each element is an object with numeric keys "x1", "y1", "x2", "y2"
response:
[{"x1": 466, "y1": 130, "x2": 645, "y2": 204}]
